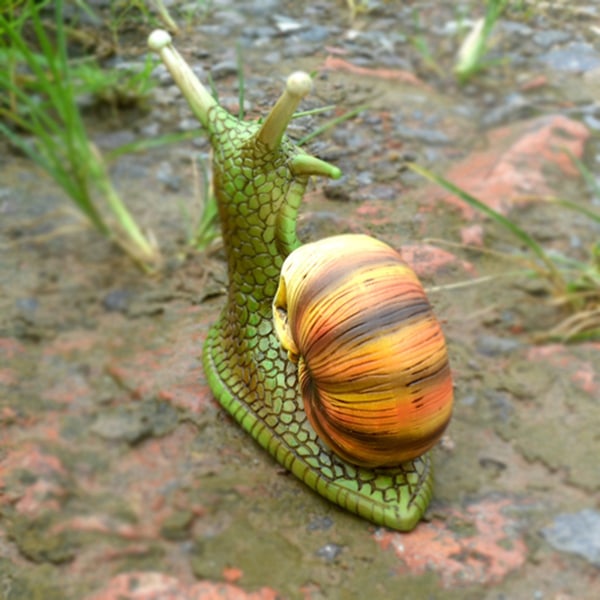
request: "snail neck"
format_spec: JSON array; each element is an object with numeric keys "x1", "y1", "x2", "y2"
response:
[
  {"x1": 206, "y1": 105, "x2": 340, "y2": 347},
  {"x1": 209, "y1": 107, "x2": 306, "y2": 315}
]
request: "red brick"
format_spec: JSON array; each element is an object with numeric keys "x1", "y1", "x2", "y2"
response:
[
  {"x1": 436, "y1": 115, "x2": 589, "y2": 217},
  {"x1": 375, "y1": 497, "x2": 527, "y2": 588},
  {"x1": 84, "y1": 572, "x2": 280, "y2": 600}
]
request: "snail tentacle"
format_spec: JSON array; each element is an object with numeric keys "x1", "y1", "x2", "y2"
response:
[{"x1": 148, "y1": 30, "x2": 217, "y2": 130}]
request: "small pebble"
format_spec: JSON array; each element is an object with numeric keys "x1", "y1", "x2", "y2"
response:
[
  {"x1": 476, "y1": 334, "x2": 522, "y2": 357},
  {"x1": 16, "y1": 297, "x2": 38, "y2": 315},
  {"x1": 156, "y1": 162, "x2": 181, "y2": 192},
  {"x1": 306, "y1": 516, "x2": 334, "y2": 532},
  {"x1": 541, "y1": 509, "x2": 600, "y2": 566},
  {"x1": 298, "y1": 25, "x2": 331, "y2": 44},
  {"x1": 540, "y1": 42, "x2": 600, "y2": 72},
  {"x1": 272, "y1": 15, "x2": 304, "y2": 34},
  {"x1": 140, "y1": 121, "x2": 161, "y2": 138},
  {"x1": 102, "y1": 289, "x2": 132, "y2": 313},
  {"x1": 211, "y1": 61, "x2": 239, "y2": 80},
  {"x1": 532, "y1": 29, "x2": 571, "y2": 48},
  {"x1": 484, "y1": 390, "x2": 514, "y2": 423},
  {"x1": 315, "y1": 543, "x2": 343, "y2": 562}
]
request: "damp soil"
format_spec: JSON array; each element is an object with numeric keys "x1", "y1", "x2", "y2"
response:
[{"x1": 1, "y1": 1, "x2": 600, "y2": 599}]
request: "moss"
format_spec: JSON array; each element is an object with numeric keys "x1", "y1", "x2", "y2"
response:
[
  {"x1": 6, "y1": 513, "x2": 77, "y2": 565},
  {"x1": 90, "y1": 398, "x2": 180, "y2": 444},
  {"x1": 109, "y1": 544, "x2": 166, "y2": 573},
  {"x1": 160, "y1": 510, "x2": 195, "y2": 540},
  {"x1": 0, "y1": 560, "x2": 66, "y2": 600}
]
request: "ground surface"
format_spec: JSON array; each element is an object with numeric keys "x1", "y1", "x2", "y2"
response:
[{"x1": 1, "y1": 1, "x2": 600, "y2": 599}]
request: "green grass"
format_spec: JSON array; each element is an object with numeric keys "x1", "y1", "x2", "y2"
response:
[
  {"x1": 0, "y1": 0, "x2": 222, "y2": 269},
  {"x1": 296, "y1": 105, "x2": 366, "y2": 147},
  {"x1": 410, "y1": 162, "x2": 600, "y2": 341},
  {"x1": 454, "y1": 0, "x2": 509, "y2": 83},
  {"x1": 0, "y1": 0, "x2": 162, "y2": 271},
  {"x1": 408, "y1": 9, "x2": 444, "y2": 77},
  {"x1": 75, "y1": 55, "x2": 158, "y2": 112},
  {"x1": 149, "y1": 0, "x2": 179, "y2": 33}
]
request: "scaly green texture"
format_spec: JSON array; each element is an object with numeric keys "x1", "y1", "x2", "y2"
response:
[{"x1": 149, "y1": 31, "x2": 432, "y2": 530}]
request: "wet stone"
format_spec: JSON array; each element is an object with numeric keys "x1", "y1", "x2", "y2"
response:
[
  {"x1": 151, "y1": 63, "x2": 175, "y2": 86},
  {"x1": 8, "y1": 514, "x2": 77, "y2": 564},
  {"x1": 393, "y1": 124, "x2": 451, "y2": 145},
  {"x1": 532, "y1": 29, "x2": 571, "y2": 48},
  {"x1": 156, "y1": 162, "x2": 181, "y2": 192},
  {"x1": 102, "y1": 288, "x2": 133, "y2": 313},
  {"x1": 297, "y1": 25, "x2": 332, "y2": 44},
  {"x1": 241, "y1": 25, "x2": 278, "y2": 41},
  {"x1": 476, "y1": 334, "x2": 523, "y2": 357},
  {"x1": 272, "y1": 15, "x2": 304, "y2": 34},
  {"x1": 91, "y1": 399, "x2": 179, "y2": 444},
  {"x1": 15, "y1": 296, "x2": 38, "y2": 316},
  {"x1": 500, "y1": 20, "x2": 533, "y2": 37},
  {"x1": 481, "y1": 93, "x2": 534, "y2": 128},
  {"x1": 0, "y1": 558, "x2": 63, "y2": 600},
  {"x1": 306, "y1": 516, "x2": 334, "y2": 532},
  {"x1": 282, "y1": 42, "x2": 320, "y2": 59},
  {"x1": 478, "y1": 456, "x2": 507, "y2": 475},
  {"x1": 356, "y1": 171, "x2": 373, "y2": 186},
  {"x1": 315, "y1": 542, "x2": 343, "y2": 562},
  {"x1": 367, "y1": 184, "x2": 397, "y2": 202},
  {"x1": 211, "y1": 60, "x2": 239, "y2": 81},
  {"x1": 539, "y1": 42, "x2": 600, "y2": 72},
  {"x1": 587, "y1": 116, "x2": 600, "y2": 137},
  {"x1": 541, "y1": 509, "x2": 600, "y2": 566},
  {"x1": 485, "y1": 390, "x2": 514, "y2": 423},
  {"x1": 139, "y1": 121, "x2": 160, "y2": 138},
  {"x1": 323, "y1": 177, "x2": 353, "y2": 202},
  {"x1": 160, "y1": 510, "x2": 195, "y2": 541},
  {"x1": 178, "y1": 117, "x2": 202, "y2": 132},
  {"x1": 195, "y1": 23, "x2": 236, "y2": 39}
]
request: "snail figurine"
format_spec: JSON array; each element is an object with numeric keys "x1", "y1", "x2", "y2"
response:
[{"x1": 149, "y1": 30, "x2": 453, "y2": 531}]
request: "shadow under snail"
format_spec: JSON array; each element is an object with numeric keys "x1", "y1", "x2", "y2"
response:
[{"x1": 149, "y1": 30, "x2": 453, "y2": 531}]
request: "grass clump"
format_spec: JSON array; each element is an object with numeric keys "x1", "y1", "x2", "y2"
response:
[
  {"x1": 454, "y1": 0, "x2": 509, "y2": 83},
  {"x1": 410, "y1": 162, "x2": 600, "y2": 342},
  {"x1": 0, "y1": 0, "x2": 162, "y2": 271}
]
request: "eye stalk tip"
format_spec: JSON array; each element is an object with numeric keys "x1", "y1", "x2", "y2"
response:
[
  {"x1": 286, "y1": 71, "x2": 313, "y2": 98},
  {"x1": 148, "y1": 29, "x2": 172, "y2": 52},
  {"x1": 330, "y1": 166, "x2": 342, "y2": 180},
  {"x1": 258, "y1": 71, "x2": 314, "y2": 149}
]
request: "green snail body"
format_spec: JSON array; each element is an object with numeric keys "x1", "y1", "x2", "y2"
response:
[{"x1": 149, "y1": 30, "x2": 452, "y2": 531}]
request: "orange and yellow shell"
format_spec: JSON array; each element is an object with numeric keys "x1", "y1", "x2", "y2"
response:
[{"x1": 272, "y1": 234, "x2": 453, "y2": 468}]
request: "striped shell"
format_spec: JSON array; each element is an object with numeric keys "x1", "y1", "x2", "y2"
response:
[{"x1": 272, "y1": 234, "x2": 453, "y2": 468}]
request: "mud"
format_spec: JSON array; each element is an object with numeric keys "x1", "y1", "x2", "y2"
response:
[{"x1": 1, "y1": 1, "x2": 600, "y2": 599}]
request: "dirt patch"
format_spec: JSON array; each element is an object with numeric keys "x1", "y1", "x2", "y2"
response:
[{"x1": 2, "y1": 1, "x2": 600, "y2": 599}]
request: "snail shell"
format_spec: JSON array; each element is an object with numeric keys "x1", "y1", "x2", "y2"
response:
[{"x1": 272, "y1": 234, "x2": 453, "y2": 468}]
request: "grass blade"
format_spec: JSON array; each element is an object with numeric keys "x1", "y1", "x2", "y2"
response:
[
  {"x1": 408, "y1": 162, "x2": 566, "y2": 290},
  {"x1": 0, "y1": 0, "x2": 161, "y2": 270},
  {"x1": 297, "y1": 105, "x2": 366, "y2": 146},
  {"x1": 105, "y1": 129, "x2": 206, "y2": 162},
  {"x1": 236, "y1": 42, "x2": 245, "y2": 120}
]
